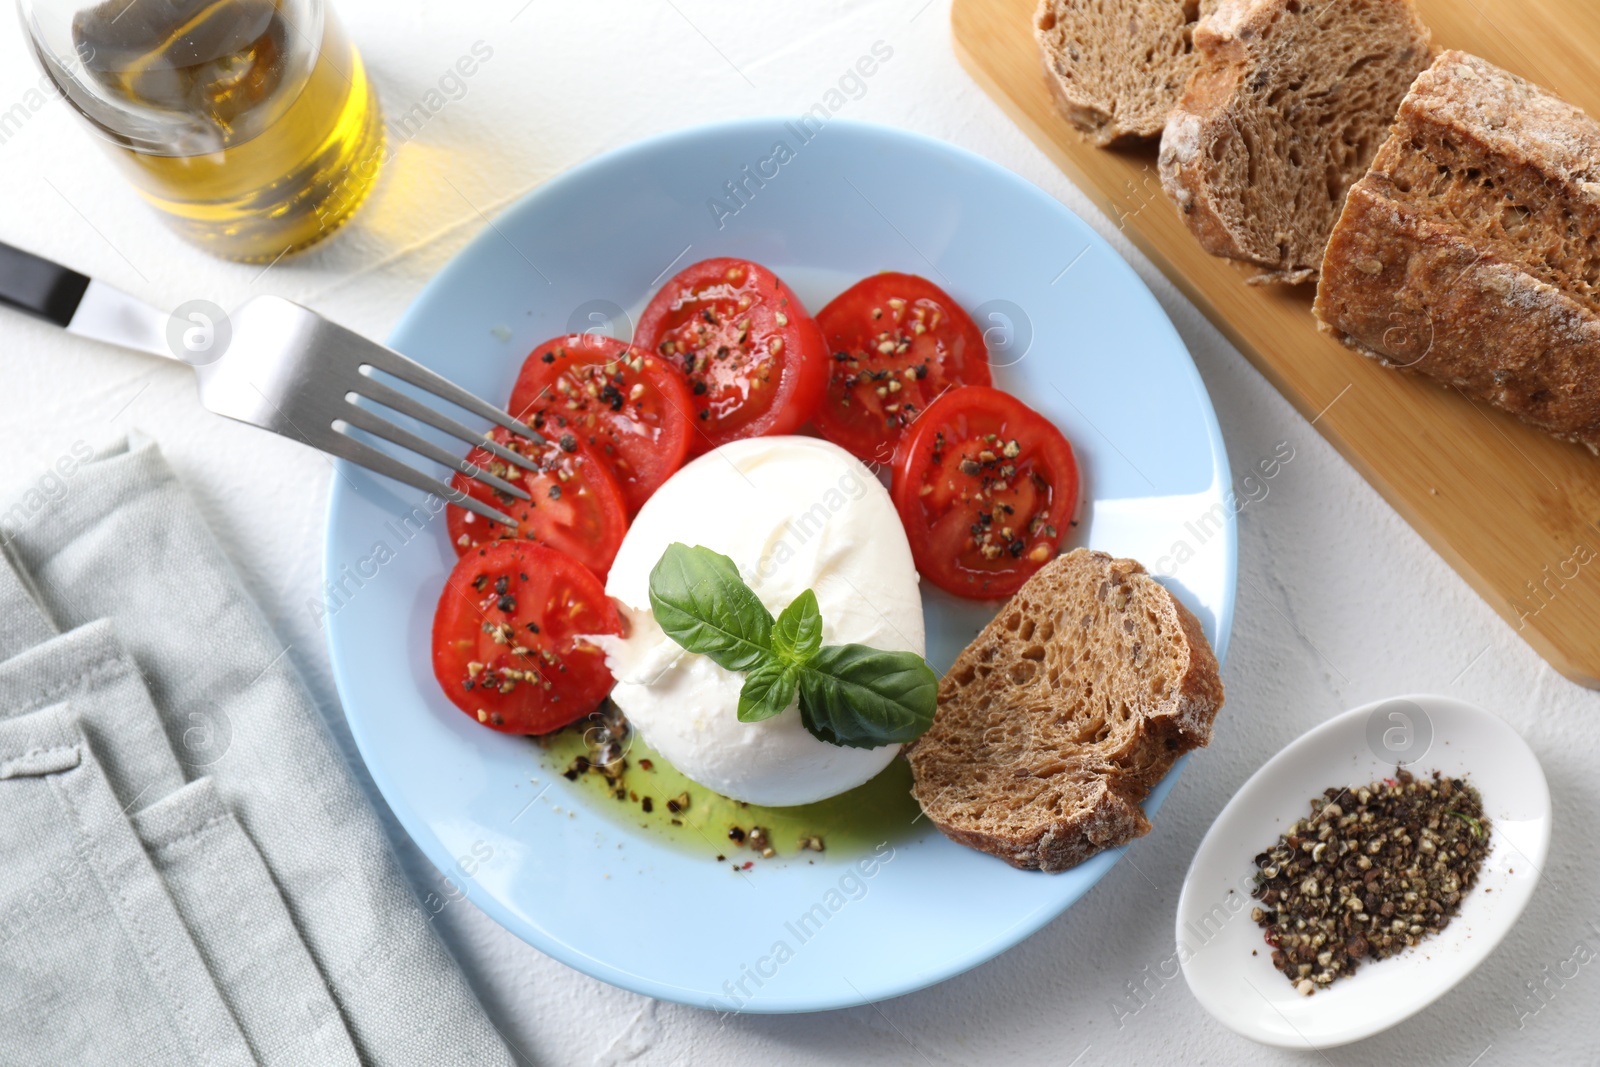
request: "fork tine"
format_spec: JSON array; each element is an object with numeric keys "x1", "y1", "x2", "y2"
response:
[
  {"x1": 323, "y1": 431, "x2": 518, "y2": 526},
  {"x1": 359, "y1": 347, "x2": 546, "y2": 444},
  {"x1": 339, "y1": 403, "x2": 531, "y2": 502},
  {"x1": 354, "y1": 373, "x2": 539, "y2": 473}
]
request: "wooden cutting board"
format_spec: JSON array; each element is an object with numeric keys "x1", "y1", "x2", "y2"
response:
[{"x1": 953, "y1": 0, "x2": 1600, "y2": 688}]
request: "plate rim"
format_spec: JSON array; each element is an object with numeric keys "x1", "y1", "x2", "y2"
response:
[
  {"x1": 326, "y1": 116, "x2": 1238, "y2": 1012},
  {"x1": 1176, "y1": 692, "x2": 1552, "y2": 1047}
]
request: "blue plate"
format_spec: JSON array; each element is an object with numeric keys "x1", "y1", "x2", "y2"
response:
[{"x1": 324, "y1": 119, "x2": 1236, "y2": 1013}]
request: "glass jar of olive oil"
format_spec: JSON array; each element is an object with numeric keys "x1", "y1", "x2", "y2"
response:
[{"x1": 19, "y1": 0, "x2": 384, "y2": 262}]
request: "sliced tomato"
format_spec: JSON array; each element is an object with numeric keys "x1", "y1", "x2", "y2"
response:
[
  {"x1": 507, "y1": 335, "x2": 693, "y2": 515},
  {"x1": 432, "y1": 540, "x2": 620, "y2": 734},
  {"x1": 633, "y1": 258, "x2": 827, "y2": 454},
  {"x1": 445, "y1": 426, "x2": 627, "y2": 581},
  {"x1": 813, "y1": 273, "x2": 991, "y2": 466},
  {"x1": 890, "y1": 386, "x2": 1079, "y2": 600}
]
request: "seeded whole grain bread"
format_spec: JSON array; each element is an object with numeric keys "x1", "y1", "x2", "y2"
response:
[
  {"x1": 1314, "y1": 51, "x2": 1600, "y2": 453},
  {"x1": 907, "y1": 549, "x2": 1224, "y2": 872},
  {"x1": 1034, "y1": 0, "x2": 1217, "y2": 147},
  {"x1": 1158, "y1": 0, "x2": 1434, "y2": 284}
]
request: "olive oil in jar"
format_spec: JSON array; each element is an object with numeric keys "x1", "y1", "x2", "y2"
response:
[{"x1": 43, "y1": 0, "x2": 383, "y2": 261}]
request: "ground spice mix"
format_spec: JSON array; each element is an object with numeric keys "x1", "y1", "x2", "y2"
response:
[{"x1": 1250, "y1": 768, "x2": 1491, "y2": 995}]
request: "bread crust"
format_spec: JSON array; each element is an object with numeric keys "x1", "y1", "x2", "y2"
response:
[
  {"x1": 1158, "y1": 0, "x2": 1433, "y2": 283},
  {"x1": 907, "y1": 549, "x2": 1224, "y2": 873},
  {"x1": 932, "y1": 776, "x2": 1152, "y2": 872},
  {"x1": 1314, "y1": 51, "x2": 1600, "y2": 452}
]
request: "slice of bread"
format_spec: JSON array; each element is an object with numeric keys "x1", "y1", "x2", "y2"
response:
[
  {"x1": 1159, "y1": 0, "x2": 1434, "y2": 284},
  {"x1": 1315, "y1": 51, "x2": 1600, "y2": 452},
  {"x1": 907, "y1": 549, "x2": 1224, "y2": 872},
  {"x1": 1035, "y1": 0, "x2": 1217, "y2": 148}
]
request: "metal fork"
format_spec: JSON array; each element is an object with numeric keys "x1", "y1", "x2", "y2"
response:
[{"x1": 0, "y1": 240, "x2": 537, "y2": 525}]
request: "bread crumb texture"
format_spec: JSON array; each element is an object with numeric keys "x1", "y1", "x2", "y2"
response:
[
  {"x1": 1314, "y1": 51, "x2": 1600, "y2": 452},
  {"x1": 908, "y1": 549, "x2": 1224, "y2": 872},
  {"x1": 1036, "y1": 0, "x2": 1217, "y2": 146},
  {"x1": 1158, "y1": 0, "x2": 1434, "y2": 282}
]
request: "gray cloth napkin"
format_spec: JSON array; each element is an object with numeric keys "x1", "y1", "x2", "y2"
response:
[
  {"x1": 0, "y1": 436, "x2": 511, "y2": 1065},
  {"x1": 0, "y1": 605, "x2": 358, "y2": 1064},
  {"x1": 0, "y1": 703, "x2": 256, "y2": 1066},
  {"x1": 0, "y1": 559, "x2": 52, "y2": 656},
  {"x1": 132, "y1": 778, "x2": 362, "y2": 1065},
  {"x1": 0, "y1": 618, "x2": 185, "y2": 812}
]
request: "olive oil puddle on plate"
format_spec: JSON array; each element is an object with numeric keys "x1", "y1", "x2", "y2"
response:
[{"x1": 534, "y1": 707, "x2": 922, "y2": 867}]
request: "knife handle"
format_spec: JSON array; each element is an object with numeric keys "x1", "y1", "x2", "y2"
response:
[{"x1": 0, "y1": 240, "x2": 91, "y2": 327}]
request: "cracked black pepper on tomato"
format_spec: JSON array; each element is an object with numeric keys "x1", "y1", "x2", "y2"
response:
[
  {"x1": 812, "y1": 272, "x2": 991, "y2": 465},
  {"x1": 889, "y1": 385, "x2": 1078, "y2": 599},
  {"x1": 444, "y1": 425, "x2": 627, "y2": 581},
  {"x1": 431, "y1": 541, "x2": 620, "y2": 734},
  {"x1": 507, "y1": 334, "x2": 693, "y2": 515},
  {"x1": 633, "y1": 258, "x2": 828, "y2": 454}
]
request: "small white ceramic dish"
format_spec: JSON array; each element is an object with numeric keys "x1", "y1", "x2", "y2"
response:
[{"x1": 1178, "y1": 694, "x2": 1550, "y2": 1049}]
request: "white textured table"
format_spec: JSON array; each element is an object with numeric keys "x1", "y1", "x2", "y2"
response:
[{"x1": 1, "y1": 2, "x2": 1594, "y2": 1063}]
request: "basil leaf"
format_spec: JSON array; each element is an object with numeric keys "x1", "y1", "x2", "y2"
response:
[
  {"x1": 795, "y1": 644, "x2": 939, "y2": 749},
  {"x1": 737, "y1": 660, "x2": 798, "y2": 723},
  {"x1": 772, "y1": 589, "x2": 823, "y2": 665},
  {"x1": 647, "y1": 543, "x2": 774, "y2": 673},
  {"x1": 647, "y1": 545, "x2": 940, "y2": 750}
]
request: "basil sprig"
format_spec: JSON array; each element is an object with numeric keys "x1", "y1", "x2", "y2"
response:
[{"x1": 647, "y1": 544, "x2": 937, "y2": 749}]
